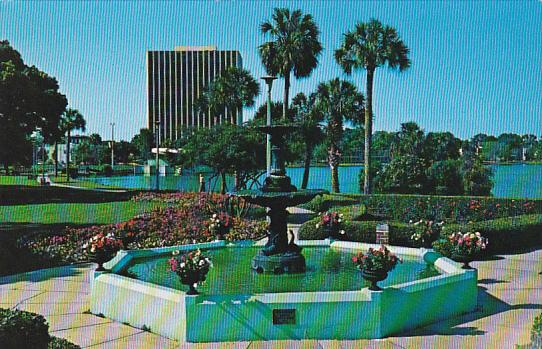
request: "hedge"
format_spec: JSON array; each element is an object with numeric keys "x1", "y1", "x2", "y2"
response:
[
  {"x1": 0, "y1": 308, "x2": 81, "y2": 349},
  {"x1": 301, "y1": 193, "x2": 542, "y2": 223},
  {"x1": 298, "y1": 213, "x2": 542, "y2": 253},
  {"x1": 298, "y1": 215, "x2": 424, "y2": 248},
  {"x1": 442, "y1": 214, "x2": 542, "y2": 253}
]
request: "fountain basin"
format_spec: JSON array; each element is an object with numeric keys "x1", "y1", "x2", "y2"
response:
[{"x1": 90, "y1": 241, "x2": 477, "y2": 342}]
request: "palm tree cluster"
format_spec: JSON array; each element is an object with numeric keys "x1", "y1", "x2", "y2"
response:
[
  {"x1": 186, "y1": 9, "x2": 411, "y2": 194},
  {"x1": 256, "y1": 10, "x2": 410, "y2": 193}
]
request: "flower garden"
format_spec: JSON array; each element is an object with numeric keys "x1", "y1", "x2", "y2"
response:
[{"x1": 17, "y1": 193, "x2": 267, "y2": 267}]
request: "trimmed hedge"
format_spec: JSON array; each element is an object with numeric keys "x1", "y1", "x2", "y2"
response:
[
  {"x1": 299, "y1": 194, "x2": 358, "y2": 213},
  {"x1": 442, "y1": 214, "x2": 542, "y2": 253},
  {"x1": 301, "y1": 193, "x2": 542, "y2": 223},
  {"x1": 0, "y1": 308, "x2": 50, "y2": 349},
  {"x1": 299, "y1": 213, "x2": 542, "y2": 253},
  {"x1": 0, "y1": 308, "x2": 81, "y2": 349},
  {"x1": 298, "y1": 214, "x2": 424, "y2": 248}
]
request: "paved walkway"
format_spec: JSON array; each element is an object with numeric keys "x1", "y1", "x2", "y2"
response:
[{"x1": 1, "y1": 210, "x2": 540, "y2": 348}]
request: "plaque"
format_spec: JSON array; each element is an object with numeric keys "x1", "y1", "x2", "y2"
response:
[{"x1": 272, "y1": 309, "x2": 296, "y2": 325}]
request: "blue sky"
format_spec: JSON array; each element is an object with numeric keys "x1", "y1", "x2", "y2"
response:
[{"x1": 1, "y1": 1, "x2": 541, "y2": 141}]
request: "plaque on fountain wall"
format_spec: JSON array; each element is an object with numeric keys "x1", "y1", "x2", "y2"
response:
[{"x1": 272, "y1": 308, "x2": 296, "y2": 325}]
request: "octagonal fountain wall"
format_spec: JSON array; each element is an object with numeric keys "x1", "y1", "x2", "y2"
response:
[{"x1": 90, "y1": 240, "x2": 477, "y2": 343}]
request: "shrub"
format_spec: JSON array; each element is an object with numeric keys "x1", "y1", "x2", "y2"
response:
[
  {"x1": 0, "y1": 308, "x2": 50, "y2": 349},
  {"x1": 533, "y1": 313, "x2": 542, "y2": 336},
  {"x1": 102, "y1": 164, "x2": 113, "y2": 177},
  {"x1": 442, "y1": 214, "x2": 542, "y2": 253},
  {"x1": 299, "y1": 194, "x2": 358, "y2": 213},
  {"x1": 331, "y1": 194, "x2": 542, "y2": 223},
  {"x1": 48, "y1": 337, "x2": 81, "y2": 349},
  {"x1": 298, "y1": 215, "x2": 422, "y2": 247}
]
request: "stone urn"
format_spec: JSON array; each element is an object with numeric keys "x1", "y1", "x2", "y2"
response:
[
  {"x1": 362, "y1": 268, "x2": 388, "y2": 291},
  {"x1": 180, "y1": 272, "x2": 204, "y2": 295},
  {"x1": 92, "y1": 251, "x2": 115, "y2": 272},
  {"x1": 451, "y1": 252, "x2": 474, "y2": 269}
]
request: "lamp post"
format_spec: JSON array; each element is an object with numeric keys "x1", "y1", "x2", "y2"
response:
[
  {"x1": 261, "y1": 76, "x2": 276, "y2": 177},
  {"x1": 155, "y1": 120, "x2": 160, "y2": 192},
  {"x1": 110, "y1": 122, "x2": 115, "y2": 167}
]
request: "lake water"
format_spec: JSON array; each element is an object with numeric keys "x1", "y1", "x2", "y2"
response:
[{"x1": 87, "y1": 163, "x2": 542, "y2": 199}]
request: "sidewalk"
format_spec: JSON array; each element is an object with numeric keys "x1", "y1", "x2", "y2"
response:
[{"x1": 1, "y1": 244, "x2": 540, "y2": 348}]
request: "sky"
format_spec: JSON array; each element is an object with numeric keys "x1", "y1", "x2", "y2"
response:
[{"x1": 1, "y1": 1, "x2": 541, "y2": 141}]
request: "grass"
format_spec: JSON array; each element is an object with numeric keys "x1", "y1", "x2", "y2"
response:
[
  {"x1": 49, "y1": 175, "x2": 124, "y2": 190},
  {"x1": 0, "y1": 175, "x2": 40, "y2": 186},
  {"x1": 0, "y1": 201, "x2": 164, "y2": 225}
]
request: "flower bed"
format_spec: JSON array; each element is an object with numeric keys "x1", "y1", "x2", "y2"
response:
[{"x1": 18, "y1": 193, "x2": 267, "y2": 265}]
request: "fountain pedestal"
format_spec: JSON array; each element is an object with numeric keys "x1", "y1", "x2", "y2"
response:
[{"x1": 235, "y1": 125, "x2": 327, "y2": 274}]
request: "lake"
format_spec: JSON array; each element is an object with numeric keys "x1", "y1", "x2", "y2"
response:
[{"x1": 87, "y1": 163, "x2": 542, "y2": 199}]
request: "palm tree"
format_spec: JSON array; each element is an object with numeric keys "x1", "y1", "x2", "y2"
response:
[
  {"x1": 314, "y1": 79, "x2": 364, "y2": 193},
  {"x1": 259, "y1": 8, "x2": 323, "y2": 119},
  {"x1": 196, "y1": 66, "x2": 259, "y2": 124},
  {"x1": 335, "y1": 19, "x2": 410, "y2": 194},
  {"x1": 60, "y1": 108, "x2": 86, "y2": 182},
  {"x1": 291, "y1": 92, "x2": 323, "y2": 189}
]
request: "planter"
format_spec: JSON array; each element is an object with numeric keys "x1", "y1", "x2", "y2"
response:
[
  {"x1": 180, "y1": 273, "x2": 204, "y2": 295},
  {"x1": 452, "y1": 252, "x2": 474, "y2": 269},
  {"x1": 323, "y1": 226, "x2": 340, "y2": 240},
  {"x1": 362, "y1": 268, "x2": 388, "y2": 291},
  {"x1": 92, "y1": 251, "x2": 116, "y2": 271}
]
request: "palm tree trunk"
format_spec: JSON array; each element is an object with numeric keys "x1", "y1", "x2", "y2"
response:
[
  {"x1": 363, "y1": 68, "x2": 375, "y2": 194},
  {"x1": 220, "y1": 171, "x2": 227, "y2": 194},
  {"x1": 54, "y1": 142, "x2": 58, "y2": 177},
  {"x1": 301, "y1": 143, "x2": 313, "y2": 189},
  {"x1": 283, "y1": 72, "x2": 290, "y2": 119},
  {"x1": 66, "y1": 130, "x2": 70, "y2": 182},
  {"x1": 329, "y1": 144, "x2": 340, "y2": 193}
]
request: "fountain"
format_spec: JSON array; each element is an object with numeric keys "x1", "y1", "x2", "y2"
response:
[{"x1": 234, "y1": 125, "x2": 327, "y2": 274}]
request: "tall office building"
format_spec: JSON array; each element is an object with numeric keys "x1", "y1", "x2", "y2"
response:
[{"x1": 147, "y1": 46, "x2": 243, "y2": 142}]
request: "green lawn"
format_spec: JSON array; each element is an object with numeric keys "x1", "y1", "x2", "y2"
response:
[
  {"x1": 49, "y1": 175, "x2": 124, "y2": 190},
  {"x1": 0, "y1": 201, "x2": 164, "y2": 225},
  {"x1": 0, "y1": 175, "x2": 39, "y2": 186}
]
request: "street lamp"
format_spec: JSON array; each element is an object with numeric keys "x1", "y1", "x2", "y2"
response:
[
  {"x1": 155, "y1": 119, "x2": 160, "y2": 192},
  {"x1": 110, "y1": 122, "x2": 115, "y2": 167},
  {"x1": 261, "y1": 75, "x2": 276, "y2": 176}
]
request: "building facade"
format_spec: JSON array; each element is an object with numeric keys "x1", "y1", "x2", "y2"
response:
[{"x1": 147, "y1": 46, "x2": 243, "y2": 142}]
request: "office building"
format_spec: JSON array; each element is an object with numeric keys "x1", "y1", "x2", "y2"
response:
[{"x1": 147, "y1": 46, "x2": 243, "y2": 142}]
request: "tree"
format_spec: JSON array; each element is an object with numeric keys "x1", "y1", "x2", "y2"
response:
[
  {"x1": 424, "y1": 132, "x2": 461, "y2": 162},
  {"x1": 461, "y1": 152, "x2": 493, "y2": 196},
  {"x1": 313, "y1": 79, "x2": 364, "y2": 193},
  {"x1": 0, "y1": 41, "x2": 67, "y2": 173},
  {"x1": 59, "y1": 108, "x2": 86, "y2": 181},
  {"x1": 291, "y1": 92, "x2": 324, "y2": 189},
  {"x1": 335, "y1": 19, "x2": 410, "y2": 194},
  {"x1": 183, "y1": 124, "x2": 265, "y2": 193},
  {"x1": 131, "y1": 128, "x2": 154, "y2": 162},
  {"x1": 196, "y1": 66, "x2": 259, "y2": 124},
  {"x1": 259, "y1": 8, "x2": 323, "y2": 119},
  {"x1": 114, "y1": 141, "x2": 136, "y2": 164},
  {"x1": 251, "y1": 101, "x2": 293, "y2": 126}
]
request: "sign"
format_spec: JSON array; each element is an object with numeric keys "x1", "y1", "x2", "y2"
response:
[
  {"x1": 376, "y1": 223, "x2": 389, "y2": 233},
  {"x1": 272, "y1": 309, "x2": 296, "y2": 325}
]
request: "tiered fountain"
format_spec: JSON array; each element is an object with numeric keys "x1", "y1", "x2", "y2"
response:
[{"x1": 235, "y1": 125, "x2": 326, "y2": 274}]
